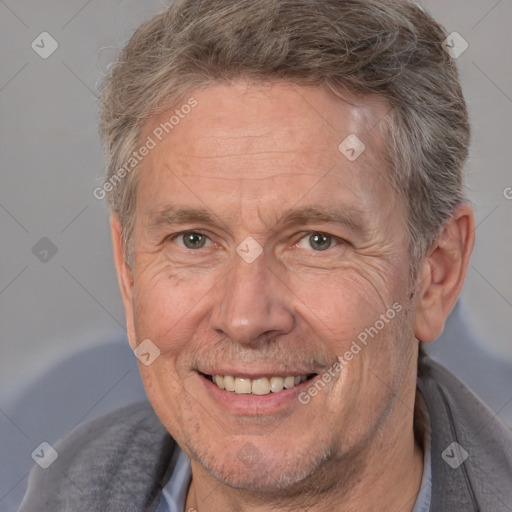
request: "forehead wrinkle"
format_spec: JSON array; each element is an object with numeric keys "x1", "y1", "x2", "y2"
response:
[
  {"x1": 164, "y1": 152, "x2": 337, "y2": 181},
  {"x1": 170, "y1": 150, "x2": 323, "y2": 161},
  {"x1": 172, "y1": 173, "x2": 321, "y2": 182},
  {"x1": 169, "y1": 129, "x2": 335, "y2": 162}
]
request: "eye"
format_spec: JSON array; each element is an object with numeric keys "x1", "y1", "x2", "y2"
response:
[
  {"x1": 296, "y1": 232, "x2": 338, "y2": 251},
  {"x1": 173, "y1": 231, "x2": 211, "y2": 249}
]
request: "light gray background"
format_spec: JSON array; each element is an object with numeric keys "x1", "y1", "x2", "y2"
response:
[{"x1": 0, "y1": 0, "x2": 511, "y2": 489}]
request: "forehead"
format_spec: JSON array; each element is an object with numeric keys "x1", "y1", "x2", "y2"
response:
[{"x1": 137, "y1": 81, "x2": 400, "y2": 225}]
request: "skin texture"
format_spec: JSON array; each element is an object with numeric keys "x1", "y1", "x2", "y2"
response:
[{"x1": 111, "y1": 81, "x2": 474, "y2": 511}]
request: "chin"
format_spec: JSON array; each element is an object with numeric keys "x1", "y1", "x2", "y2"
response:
[{"x1": 188, "y1": 436, "x2": 334, "y2": 493}]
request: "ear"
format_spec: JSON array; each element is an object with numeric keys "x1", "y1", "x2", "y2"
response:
[
  {"x1": 414, "y1": 203, "x2": 475, "y2": 342},
  {"x1": 110, "y1": 215, "x2": 137, "y2": 349}
]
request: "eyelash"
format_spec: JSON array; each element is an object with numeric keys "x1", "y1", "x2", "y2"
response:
[{"x1": 169, "y1": 230, "x2": 343, "y2": 251}]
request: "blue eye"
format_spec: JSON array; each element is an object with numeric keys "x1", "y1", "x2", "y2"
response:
[
  {"x1": 296, "y1": 232, "x2": 337, "y2": 251},
  {"x1": 175, "y1": 231, "x2": 211, "y2": 249}
]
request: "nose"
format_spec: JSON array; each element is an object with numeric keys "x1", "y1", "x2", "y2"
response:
[{"x1": 209, "y1": 251, "x2": 294, "y2": 346}]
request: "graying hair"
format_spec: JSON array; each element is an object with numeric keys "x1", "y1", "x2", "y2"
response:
[{"x1": 98, "y1": 0, "x2": 470, "y2": 272}]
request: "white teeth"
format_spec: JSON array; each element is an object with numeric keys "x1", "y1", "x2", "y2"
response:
[
  {"x1": 210, "y1": 374, "x2": 309, "y2": 394},
  {"x1": 252, "y1": 377, "x2": 271, "y2": 395},
  {"x1": 270, "y1": 376, "x2": 284, "y2": 393},
  {"x1": 214, "y1": 375, "x2": 225, "y2": 389},
  {"x1": 284, "y1": 376, "x2": 295, "y2": 389},
  {"x1": 234, "y1": 377, "x2": 252, "y2": 394},
  {"x1": 224, "y1": 375, "x2": 235, "y2": 392}
]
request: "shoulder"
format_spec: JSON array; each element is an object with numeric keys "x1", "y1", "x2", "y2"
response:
[
  {"x1": 419, "y1": 356, "x2": 512, "y2": 446},
  {"x1": 19, "y1": 401, "x2": 176, "y2": 512},
  {"x1": 418, "y1": 356, "x2": 512, "y2": 511}
]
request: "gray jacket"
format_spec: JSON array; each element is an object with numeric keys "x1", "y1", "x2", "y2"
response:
[{"x1": 18, "y1": 357, "x2": 512, "y2": 511}]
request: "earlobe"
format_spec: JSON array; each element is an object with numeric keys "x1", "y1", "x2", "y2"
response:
[
  {"x1": 110, "y1": 215, "x2": 137, "y2": 349},
  {"x1": 413, "y1": 204, "x2": 475, "y2": 342}
]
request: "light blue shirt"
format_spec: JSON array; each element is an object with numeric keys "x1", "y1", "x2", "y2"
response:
[
  {"x1": 157, "y1": 411, "x2": 432, "y2": 512},
  {"x1": 155, "y1": 448, "x2": 191, "y2": 512},
  {"x1": 411, "y1": 395, "x2": 433, "y2": 512}
]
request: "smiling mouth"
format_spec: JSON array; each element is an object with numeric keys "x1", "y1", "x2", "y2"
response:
[{"x1": 201, "y1": 373, "x2": 318, "y2": 395}]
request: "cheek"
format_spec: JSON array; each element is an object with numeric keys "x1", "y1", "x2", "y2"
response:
[
  {"x1": 132, "y1": 256, "x2": 218, "y2": 343},
  {"x1": 288, "y1": 261, "x2": 404, "y2": 343}
]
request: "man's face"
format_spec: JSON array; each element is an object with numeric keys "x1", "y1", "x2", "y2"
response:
[{"x1": 124, "y1": 81, "x2": 418, "y2": 491}]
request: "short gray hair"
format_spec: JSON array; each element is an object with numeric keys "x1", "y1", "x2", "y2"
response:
[{"x1": 99, "y1": 0, "x2": 470, "y2": 271}]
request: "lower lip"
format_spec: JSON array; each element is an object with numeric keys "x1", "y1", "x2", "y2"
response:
[{"x1": 199, "y1": 374, "x2": 316, "y2": 415}]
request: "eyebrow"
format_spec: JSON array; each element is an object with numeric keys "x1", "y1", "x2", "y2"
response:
[
  {"x1": 147, "y1": 205, "x2": 220, "y2": 232},
  {"x1": 276, "y1": 205, "x2": 367, "y2": 234},
  {"x1": 147, "y1": 204, "x2": 367, "y2": 235}
]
